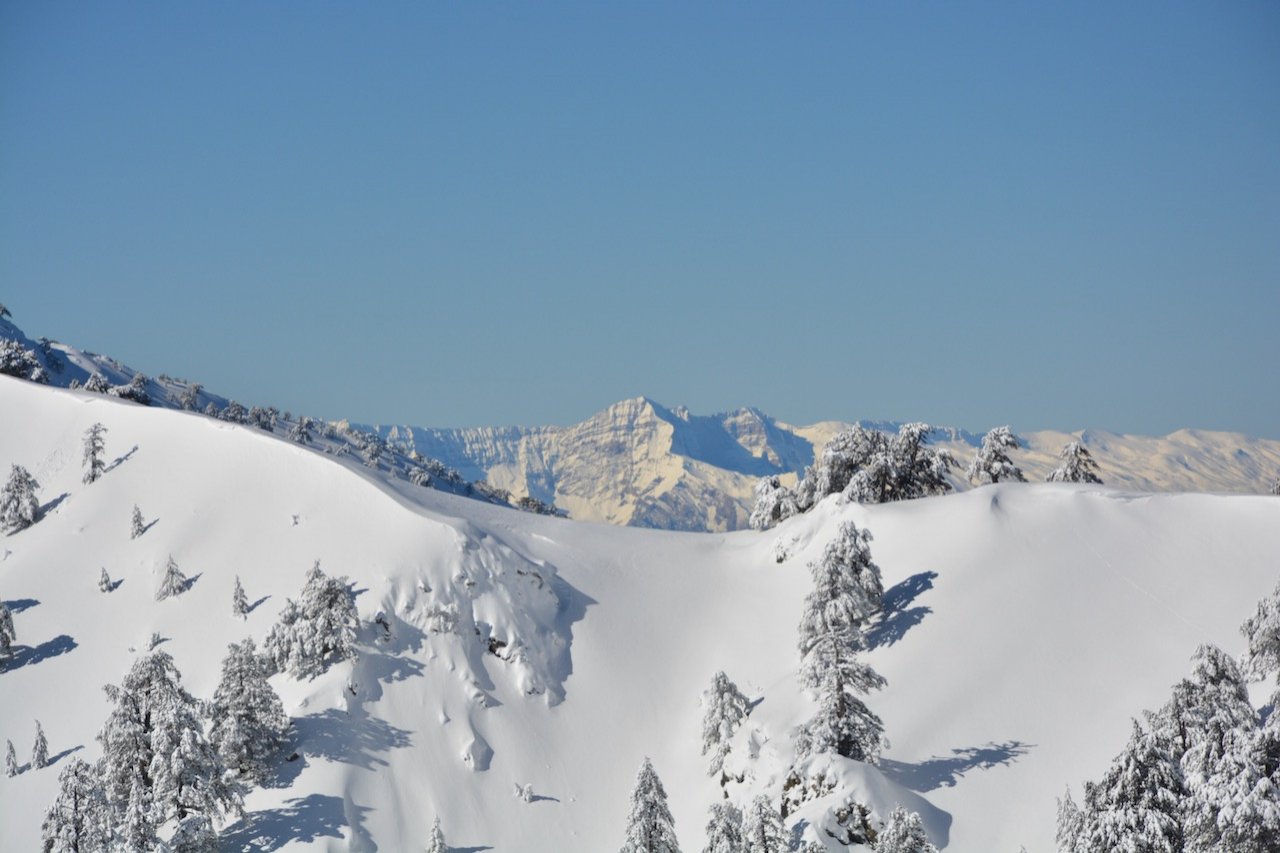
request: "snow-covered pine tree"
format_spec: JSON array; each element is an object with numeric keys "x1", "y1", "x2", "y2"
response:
[
  {"x1": 98, "y1": 650, "x2": 241, "y2": 841},
  {"x1": 1240, "y1": 580, "x2": 1280, "y2": 685},
  {"x1": 1046, "y1": 441, "x2": 1103, "y2": 484},
  {"x1": 748, "y1": 476, "x2": 799, "y2": 531},
  {"x1": 203, "y1": 401, "x2": 219, "y2": 417},
  {"x1": 1075, "y1": 719, "x2": 1185, "y2": 853},
  {"x1": 118, "y1": 770, "x2": 160, "y2": 851},
  {"x1": 426, "y1": 816, "x2": 447, "y2": 853},
  {"x1": 208, "y1": 638, "x2": 289, "y2": 781},
  {"x1": 1271, "y1": 475, "x2": 1280, "y2": 496},
  {"x1": 702, "y1": 801, "x2": 744, "y2": 853},
  {"x1": 5, "y1": 739, "x2": 17, "y2": 777},
  {"x1": 1055, "y1": 788, "x2": 1086, "y2": 853},
  {"x1": 288, "y1": 416, "x2": 313, "y2": 445},
  {"x1": 179, "y1": 382, "x2": 202, "y2": 411},
  {"x1": 130, "y1": 504, "x2": 145, "y2": 539},
  {"x1": 701, "y1": 671, "x2": 750, "y2": 777},
  {"x1": 742, "y1": 794, "x2": 784, "y2": 853},
  {"x1": 32, "y1": 719, "x2": 48, "y2": 769},
  {"x1": 99, "y1": 567, "x2": 113, "y2": 593},
  {"x1": 966, "y1": 426, "x2": 1026, "y2": 485},
  {"x1": 263, "y1": 561, "x2": 359, "y2": 679},
  {"x1": 170, "y1": 813, "x2": 219, "y2": 853},
  {"x1": 82, "y1": 422, "x2": 108, "y2": 484},
  {"x1": 0, "y1": 338, "x2": 48, "y2": 383},
  {"x1": 876, "y1": 806, "x2": 938, "y2": 853},
  {"x1": 0, "y1": 599, "x2": 14, "y2": 664},
  {"x1": 83, "y1": 372, "x2": 110, "y2": 394},
  {"x1": 156, "y1": 555, "x2": 189, "y2": 601},
  {"x1": 0, "y1": 464, "x2": 41, "y2": 532},
  {"x1": 40, "y1": 757, "x2": 113, "y2": 853},
  {"x1": 620, "y1": 757, "x2": 681, "y2": 853},
  {"x1": 232, "y1": 576, "x2": 249, "y2": 620}
]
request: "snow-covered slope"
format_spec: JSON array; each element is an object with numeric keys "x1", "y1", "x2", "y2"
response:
[
  {"x1": 2, "y1": 375, "x2": 1278, "y2": 851},
  {"x1": 375, "y1": 399, "x2": 1280, "y2": 532}
]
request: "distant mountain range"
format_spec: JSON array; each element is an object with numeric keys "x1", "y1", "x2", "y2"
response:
[
  {"x1": 4, "y1": 315, "x2": 1277, "y2": 533},
  {"x1": 365, "y1": 398, "x2": 1280, "y2": 532}
]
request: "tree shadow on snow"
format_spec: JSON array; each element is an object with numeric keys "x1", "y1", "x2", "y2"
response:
[
  {"x1": 45, "y1": 744, "x2": 84, "y2": 768},
  {"x1": 451, "y1": 846, "x2": 495, "y2": 852},
  {"x1": 246, "y1": 595, "x2": 270, "y2": 614},
  {"x1": 881, "y1": 740, "x2": 1033, "y2": 792},
  {"x1": 139, "y1": 518, "x2": 160, "y2": 536},
  {"x1": 867, "y1": 571, "x2": 937, "y2": 650},
  {"x1": 2, "y1": 597, "x2": 39, "y2": 614},
  {"x1": 293, "y1": 708, "x2": 412, "y2": 770},
  {"x1": 105, "y1": 445, "x2": 138, "y2": 473},
  {"x1": 39, "y1": 492, "x2": 71, "y2": 516},
  {"x1": 3, "y1": 635, "x2": 77, "y2": 672},
  {"x1": 219, "y1": 794, "x2": 349, "y2": 851}
]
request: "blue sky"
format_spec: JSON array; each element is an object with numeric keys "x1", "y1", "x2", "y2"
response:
[{"x1": 2, "y1": 2, "x2": 1277, "y2": 435}]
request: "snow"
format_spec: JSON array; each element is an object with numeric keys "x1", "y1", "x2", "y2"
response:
[{"x1": 1, "y1": 374, "x2": 1278, "y2": 851}]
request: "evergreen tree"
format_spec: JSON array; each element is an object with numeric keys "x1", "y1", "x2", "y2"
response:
[
  {"x1": 748, "y1": 476, "x2": 799, "y2": 531},
  {"x1": 620, "y1": 757, "x2": 681, "y2": 853},
  {"x1": 795, "y1": 524, "x2": 886, "y2": 763},
  {"x1": 232, "y1": 576, "x2": 249, "y2": 620},
  {"x1": 702, "y1": 801, "x2": 744, "y2": 853},
  {"x1": 288, "y1": 417, "x2": 313, "y2": 445},
  {"x1": 5, "y1": 738, "x2": 17, "y2": 777},
  {"x1": 966, "y1": 426, "x2": 1026, "y2": 485},
  {"x1": 876, "y1": 806, "x2": 938, "y2": 853},
  {"x1": 97, "y1": 650, "x2": 241, "y2": 840},
  {"x1": 40, "y1": 757, "x2": 113, "y2": 853},
  {"x1": 0, "y1": 599, "x2": 15, "y2": 664},
  {"x1": 264, "y1": 561, "x2": 359, "y2": 679},
  {"x1": 208, "y1": 638, "x2": 289, "y2": 781},
  {"x1": 1077, "y1": 720, "x2": 1185, "y2": 853},
  {"x1": 99, "y1": 568, "x2": 113, "y2": 593},
  {"x1": 82, "y1": 373, "x2": 110, "y2": 394},
  {"x1": 179, "y1": 383, "x2": 202, "y2": 412},
  {"x1": 701, "y1": 671, "x2": 750, "y2": 777},
  {"x1": 426, "y1": 816, "x2": 447, "y2": 853},
  {"x1": 1271, "y1": 476, "x2": 1280, "y2": 497},
  {"x1": 1240, "y1": 580, "x2": 1280, "y2": 684},
  {"x1": 803, "y1": 423, "x2": 956, "y2": 507},
  {"x1": 1055, "y1": 787, "x2": 1086, "y2": 853},
  {"x1": 130, "y1": 505, "x2": 145, "y2": 539},
  {"x1": 0, "y1": 338, "x2": 48, "y2": 383},
  {"x1": 156, "y1": 555, "x2": 189, "y2": 601},
  {"x1": 170, "y1": 814, "x2": 219, "y2": 852},
  {"x1": 0, "y1": 463, "x2": 41, "y2": 532},
  {"x1": 742, "y1": 795, "x2": 784, "y2": 853},
  {"x1": 81, "y1": 422, "x2": 108, "y2": 484},
  {"x1": 1046, "y1": 441, "x2": 1103, "y2": 484},
  {"x1": 32, "y1": 719, "x2": 49, "y2": 769}
]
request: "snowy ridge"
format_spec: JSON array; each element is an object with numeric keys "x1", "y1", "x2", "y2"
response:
[{"x1": 2, "y1": 375, "x2": 1279, "y2": 850}]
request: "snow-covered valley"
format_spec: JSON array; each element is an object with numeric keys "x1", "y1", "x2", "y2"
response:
[{"x1": 2, "y1": 374, "x2": 1278, "y2": 851}]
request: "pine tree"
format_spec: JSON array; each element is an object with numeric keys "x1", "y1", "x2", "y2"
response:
[
  {"x1": 1078, "y1": 719, "x2": 1185, "y2": 853},
  {"x1": 156, "y1": 555, "x2": 189, "y2": 600},
  {"x1": 966, "y1": 426, "x2": 1026, "y2": 485},
  {"x1": 742, "y1": 795, "x2": 784, "y2": 853},
  {"x1": 702, "y1": 801, "x2": 744, "y2": 853},
  {"x1": 1240, "y1": 580, "x2": 1280, "y2": 684},
  {"x1": 5, "y1": 739, "x2": 17, "y2": 777},
  {"x1": 232, "y1": 576, "x2": 249, "y2": 620},
  {"x1": 802, "y1": 423, "x2": 955, "y2": 507},
  {"x1": 98, "y1": 650, "x2": 241, "y2": 840},
  {"x1": 620, "y1": 757, "x2": 681, "y2": 853},
  {"x1": 0, "y1": 463, "x2": 41, "y2": 532},
  {"x1": 1046, "y1": 441, "x2": 1103, "y2": 484},
  {"x1": 1055, "y1": 787, "x2": 1086, "y2": 853},
  {"x1": 170, "y1": 813, "x2": 219, "y2": 852},
  {"x1": 748, "y1": 476, "x2": 799, "y2": 531},
  {"x1": 288, "y1": 417, "x2": 313, "y2": 445},
  {"x1": 99, "y1": 567, "x2": 113, "y2": 593},
  {"x1": 83, "y1": 373, "x2": 110, "y2": 394},
  {"x1": 795, "y1": 524, "x2": 886, "y2": 763},
  {"x1": 426, "y1": 816, "x2": 447, "y2": 853},
  {"x1": 179, "y1": 382, "x2": 202, "y2": 411},
  {"x1": 264, "y1": 561, "x2": 359, "y2": 679},
  {"x1": 0, "y1": 599, "x2": 15, "y2": 664},
  {"x1": 130, "y1": 505, "x2": 145, "y2": 539},
  {"x1": 876, "y1": 806, "x2": 938, "y2": 853},
  {"x1": 81, "y1": 422, "x2": 108, "y2": 484},
  {"x1": 40, "y1": 757, "x2": 113, "y2": 853},
  {"x1": 32, "y1": 719, "x2": 49, "y2": 769},
  {"x1": 701, "y1": 671, "x2": 750, "y2": 777},
  {"x1": 208, "y1": 638, "x2": 289, "y2": 781}
]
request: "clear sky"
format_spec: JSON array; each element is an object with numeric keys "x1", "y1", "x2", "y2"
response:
[{"x1": 2, "y1": 2, "x2": 1277, "y2": 435}]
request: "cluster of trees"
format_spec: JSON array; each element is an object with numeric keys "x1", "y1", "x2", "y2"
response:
[
  {"x1": 1057, "y1": 581, "x2": 1280, "y2": 851},
  {"x1": 4, "y1": 720, "x2": 46, "y2": 777},
  {"x1": 0, "y1": 338, "x2": 49, "y2": 383}
]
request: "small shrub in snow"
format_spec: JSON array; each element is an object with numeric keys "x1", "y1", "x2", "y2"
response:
[
  {"x1": 156, "y1": 555, "x2": 189, "y2": 600},
  {"x1": 966, "y1": 426, "x2": 1026, "y2": 485},
  {"x1": 31, "y1": 720, "x2": 48, "y2": 769},
  {"x1": 264, "y1": 561, "x2": 359, "y2": 679},
  {"x1": 0, "y1": 464, "x2": 41, "y2": 532},
  {"x1": 701, "y1": 671, "x2": 750, "y2": 777},
  {"x1": 877, "y1": 806, "x2": 938, "y2": 853},
  {"x1": 620, "y1": 757, "x2": 681, "y2": 853},
  {"x1": 1046, "y1": 440, "x2": 1103, "y2": 484},
  {"x1": 82, "y1": 422, "x2": 108, "y2": 484}
]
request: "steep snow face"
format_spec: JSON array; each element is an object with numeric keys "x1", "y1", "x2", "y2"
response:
[{"x1": 2, "y1": 375, "x2": 1279, "y2": 852}]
